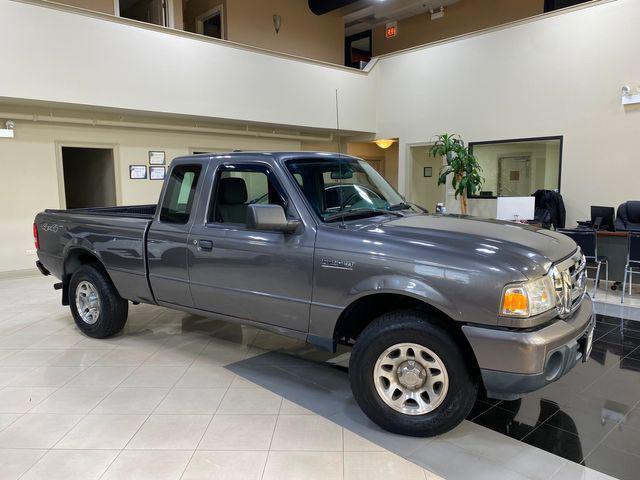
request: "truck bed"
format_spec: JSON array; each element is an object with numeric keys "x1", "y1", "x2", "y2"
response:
[
  {"x1": 35, "y1": 205, "x2": 156, "y2": 303},
  {"x1": 44, "y1": 204, "x2": 156, "y2": 219}
]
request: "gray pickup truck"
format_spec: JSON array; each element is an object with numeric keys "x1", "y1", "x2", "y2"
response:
[{"x1": 34, "y1": 152, "x2": 594, "y2": 436}]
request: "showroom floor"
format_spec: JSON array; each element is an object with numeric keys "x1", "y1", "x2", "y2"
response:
[{"x1": 0, "y1": 276, "x2": 638, "y2": 480}]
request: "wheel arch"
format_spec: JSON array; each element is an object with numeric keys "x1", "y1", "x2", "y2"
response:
[
  {"x1": 333, "y1": 292, "x2": 480, "y2": 381},
  {"x1": 61, "y1": 247, "x2": 107, "y2": 305}
]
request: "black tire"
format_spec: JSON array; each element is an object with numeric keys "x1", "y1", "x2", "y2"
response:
[
  {"x1": 349, "y1": 310, "x2": 478, "y2": 437},
  {"x1": 69, "y1": 264, "x2": 128, "y2": 338}
]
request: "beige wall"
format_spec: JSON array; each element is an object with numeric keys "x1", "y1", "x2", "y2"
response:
[
  {"x1": 373, "y1": 0, "x2": 543, "y2": 56},
  {"x1": 226, "y1": 0, "x2": 344, "y2": 64},
  {"x1": 0, "y1": 110, "x2": 305, "y2": 273},
  {"x1": 54, "y1": 0, "x2": 115, "y2": 14}
]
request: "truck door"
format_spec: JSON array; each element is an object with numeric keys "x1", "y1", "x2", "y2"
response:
[
  {"x1": 147, "y1": 161, "x2": 207, "y2": 307},
  {"x1": 187, "y1": 161, "x2": 315, "y2": 332}
]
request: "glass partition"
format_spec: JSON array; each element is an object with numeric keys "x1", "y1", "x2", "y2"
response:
[{"x1": 469, "y1": 137, "x2": 562, "y2": 198}]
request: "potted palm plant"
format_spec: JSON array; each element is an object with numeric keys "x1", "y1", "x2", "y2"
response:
[{"x1": 429, "y1": 133, "x2": 484, "y2": 215}]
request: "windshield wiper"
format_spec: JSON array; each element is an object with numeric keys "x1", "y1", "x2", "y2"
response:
[{"x1": 324, "y1": 208, "x2": 404, "y2": 223}]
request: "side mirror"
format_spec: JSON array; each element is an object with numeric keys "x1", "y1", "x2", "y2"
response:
[{"x1": 246, "y1": 204, "x2": 301, "y2": 233}]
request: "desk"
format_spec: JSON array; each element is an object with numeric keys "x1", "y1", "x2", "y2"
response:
[{"x1": 597, "y1": 231, "x2": 628, "y2": 284}]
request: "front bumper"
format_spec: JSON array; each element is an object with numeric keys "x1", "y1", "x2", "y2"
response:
[{"x1": 462, "y1": 295, "x2": 594, "y2": 400}]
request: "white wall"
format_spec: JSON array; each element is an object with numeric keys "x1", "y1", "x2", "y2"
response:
[
  {"x1": 375, "y1": 0, "x2": 640, "y2": 223},
  {"x1": 0, "y1": 0, "x2": 374, "y2": 133}
]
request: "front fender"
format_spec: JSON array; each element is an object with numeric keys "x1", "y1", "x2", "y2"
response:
[
  {"x1": 307, "y1": 273, "x2": 463, "y2": 347},
  {"x1": 348, "y1": 274, "x2": 462, "y2": 321}
]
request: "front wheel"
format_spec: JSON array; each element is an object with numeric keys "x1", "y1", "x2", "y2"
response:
[
  {"x1": 349, "y1": 310, "x2": 478, "y2": 437},
  {"x1": 69, "y1": 264, "x2": 128, "y2": 338}
]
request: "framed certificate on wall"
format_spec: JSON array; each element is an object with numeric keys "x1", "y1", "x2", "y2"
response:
[
  {"x1": 129, "y1": 165, "x2": 147, "y2": 179},
  {"x1": 149, "y1": 166, "x2": 166, "y2": 180},
  {"x1": 149, "y1": 151, "x2": 166, "y2": 165}
]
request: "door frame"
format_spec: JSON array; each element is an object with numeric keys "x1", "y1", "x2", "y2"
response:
[
  {"x1": 195, "y1": 5, "x2": 225, "y2": 39},
  {"x1": 404, "y1": 141, "x2": 445, "y2": 207},
  {"x1": 345, "y1": 29, "x2": 372, "y2": 68},
  {"x1": 55, "y1": 142, "x2": 122, "y2": 209}
]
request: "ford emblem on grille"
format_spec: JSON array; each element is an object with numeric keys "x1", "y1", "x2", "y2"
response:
[
  {"x1": 559, "y1": 269, "x2": 572, "y2": 316},
  {"x1": 554, "y1": 249, "x2": 586, "y2": 319}
]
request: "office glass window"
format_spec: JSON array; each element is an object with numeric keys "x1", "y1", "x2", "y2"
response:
[{"x1": 469, "y1": 137, "x2": 561, "y2": 197}]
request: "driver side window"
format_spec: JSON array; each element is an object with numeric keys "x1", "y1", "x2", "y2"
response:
[{"x1": 209, "y1": 166, "x2": 286, "y2": 224}]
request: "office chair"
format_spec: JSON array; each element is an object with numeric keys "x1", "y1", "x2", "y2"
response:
[
  {"x1": 558, "y1": 229, "x2": 608, "y2": 298},
  {"x1": 622, "y1": 232, "x2": 640, "y2": 303},
  {"x1": 615, "y1": 201, "x2": 640, "y2": 232}
]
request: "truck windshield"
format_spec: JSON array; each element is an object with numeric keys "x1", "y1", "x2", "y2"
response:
[{"x1": 286, "y1": 157, "x2": 413, "y2": 222}]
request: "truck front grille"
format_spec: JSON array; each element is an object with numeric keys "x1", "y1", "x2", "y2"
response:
[{"x1": 552, "y1": 249, "x2": 587, "y2": 318}]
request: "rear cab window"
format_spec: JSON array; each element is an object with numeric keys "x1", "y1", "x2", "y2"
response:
[{"x1": 160, "y1": 165, "x2": 202, "y2": 224}]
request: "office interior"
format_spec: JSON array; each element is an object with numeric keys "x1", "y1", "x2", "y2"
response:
[{"x1": 1, "y1": 0, "x2": 640, "y2": 479}]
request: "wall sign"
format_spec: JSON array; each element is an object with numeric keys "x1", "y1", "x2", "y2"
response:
[
  {"x1": 149, "y1": 166, "x2": 166, "y2": 180},
  {"x1": 385, "y1": 21, "x2": 398, "y2": 38},
  {"x1": 423, "y1": 167, "x2": 433, "y2": 177},
  {"x1": 149, "y1": 151, "x2": 166, "y2": 165},
  {"x1": 129, "y1": 165, "x2": 147, "y2": 179}
]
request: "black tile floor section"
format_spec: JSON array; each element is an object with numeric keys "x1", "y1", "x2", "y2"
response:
[{"x1": 469, "y1": 313, "x2": 640, "y2": 480}]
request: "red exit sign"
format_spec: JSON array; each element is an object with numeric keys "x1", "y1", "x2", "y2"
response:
[{"x1": 385, "y1": 21, "x2": 397, "y2": 38}]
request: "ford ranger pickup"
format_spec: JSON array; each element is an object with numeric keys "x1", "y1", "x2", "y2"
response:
[{"x1": 34, "y1": 152, "x2": 594, "y2": 436}]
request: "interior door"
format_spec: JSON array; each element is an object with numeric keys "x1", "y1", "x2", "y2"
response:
[
  {"x1": 147, "y1": 162, "x2": 207, "y2": 306},
  {"x1": 409, "y1": 146, "x2": 444, "y2": 212},
  {"x1": 187, "y1": 162, "x2": 314, "y2": 332}
]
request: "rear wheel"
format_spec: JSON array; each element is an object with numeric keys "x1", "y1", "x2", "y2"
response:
[
  {"x1": 349, "y1": 310, "x2": 477, "y2": 437},
  {"x1": 69, "y1": 264, "x2": 128, "y2": 338}
]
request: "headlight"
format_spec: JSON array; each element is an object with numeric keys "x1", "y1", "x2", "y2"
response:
[{"x1": 501, "y1": 275, "x2": 556, "y2": 317}]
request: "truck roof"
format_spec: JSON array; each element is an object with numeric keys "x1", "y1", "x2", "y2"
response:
[{"x1": 171, "y1": 151, "x2": 361, "y2": 166}]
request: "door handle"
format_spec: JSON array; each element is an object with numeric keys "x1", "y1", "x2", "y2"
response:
[{"x1": 197, "y1": 239, "x2": 213, "y2": 251}]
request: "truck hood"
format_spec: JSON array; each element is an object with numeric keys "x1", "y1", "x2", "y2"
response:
[{"x1": 353, "y1": 213, "x2": 577, "y2": 279}]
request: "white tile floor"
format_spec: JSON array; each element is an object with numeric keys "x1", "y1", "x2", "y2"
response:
[{"x1": 0, "y1": 275, "x2": 623, "y2": 480}]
